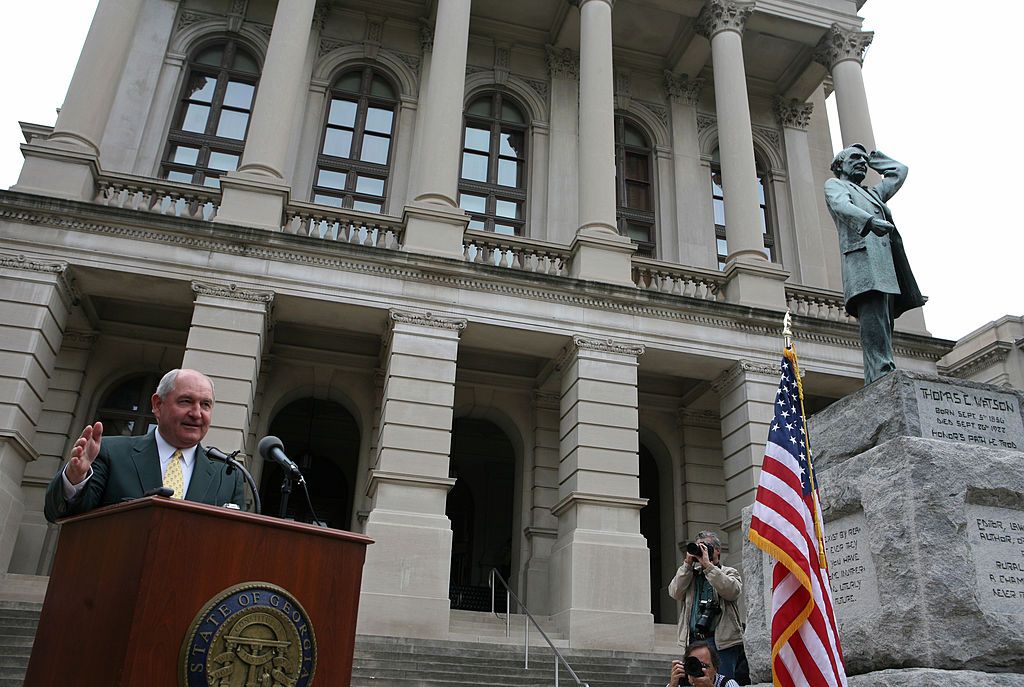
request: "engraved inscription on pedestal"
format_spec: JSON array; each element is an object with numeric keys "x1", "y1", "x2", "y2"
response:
[
  {"x1": 967, "y1": 504, "x2": 1024, "y2": 614},
  {"x1": 823, "y1": 512, "x2": 880, "y2": 618},
  {"x1": 916, "y1": 381, "x2": 1023, "y2": 451}
]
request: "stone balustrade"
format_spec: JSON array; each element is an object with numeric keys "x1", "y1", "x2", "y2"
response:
[
  {"x1": 95, "y1": 173, "x2": 220, "y2": 221},
  {"x1": 282, "y1": 201, "x2": 404, "y2": 250},
  {"x1": 631, "y1": 257, "x2": 724, "y2": 301},
  {"x1": 785, "y1": 285, "x2": 854, "y2": 324},
  {"x1": 463, "y1": 230, "x2": 571, "y2": 277}
]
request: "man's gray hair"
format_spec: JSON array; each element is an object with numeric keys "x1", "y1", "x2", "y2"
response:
[
  {"x1": 696, "y1": 530, "x2": 722, "y2": 549},
  {"x1": 154, "y1": 369, "x2": 216, "y2": 401},
  {"x1": 830, "y1": 143, "x2": 867, "y2": 178}
]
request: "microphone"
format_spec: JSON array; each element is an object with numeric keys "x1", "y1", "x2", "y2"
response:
[
  {"x1": 205, "y1": 446, "x2": 233, "y2": 464},
  {"x1": 257, "y1": 436, "x2": 303, "y2": 479}
]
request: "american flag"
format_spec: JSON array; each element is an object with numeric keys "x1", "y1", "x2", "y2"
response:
[{"x1": 748, "y1": 347, "x2": 848, "y2": 687}]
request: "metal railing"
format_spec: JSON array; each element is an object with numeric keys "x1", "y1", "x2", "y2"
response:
[{"x1": 488, "y1": 568, "x2": 590, "y2": 687}]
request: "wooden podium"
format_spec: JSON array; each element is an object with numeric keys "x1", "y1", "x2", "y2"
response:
[{"x1": 24, "y1": 497, "x2": 372, "y2": 686}]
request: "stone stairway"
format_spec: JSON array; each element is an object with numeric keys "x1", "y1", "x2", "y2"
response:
[{"x1": 0, "y1": 602, "x2": 40, "y2": 687}]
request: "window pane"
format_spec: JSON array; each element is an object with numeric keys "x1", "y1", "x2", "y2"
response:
[
  {"x1": 495, "y1": 199, "x2": 519, "y2": 219},
  {"x1": 323, "y1": 128, "x2": 353, "y2": 157},
  {"x1": 203, "y1": 176, "x2": 221, "y2": 188},
  {"x1": 216, "y1": 109, "x2": 249, "y2": 139},
  {"x1": 328, "y1": 99, "x2": 357, "y2": 126},
  {"x1": 166, "y1": 170, "x2": 193, "y2": 184},
  {"x1": 355, "y1": 175, "x2": 385, "y2": 197},
  {"x1": 232, "y1": 50, "x2": 259, "y2": 74},
  {"x1": 717, "y1": 238, "x2": 728, "y2": 255},
  {"x1": 317, "y1": 169, "x2": 347, "y2": 190},
  {"x1": 208, "y1": 151, "x2": 239, "y2": 172},
  {"x1": 458, "y1": 193, "x2": 487, "y2": 214},
  {"x1": 370, "y1": 75, "x2": 395, "y2": 99},
  {"x1": 711, "y1": 171, "x2": 724, "y2": 196},
  {"x1": 313, "y1": 193, "x2": 343, "y2": 207},
  {"x1": 623, "y1": 123, "x2": 646, "y2": 147},
  {"x1": 365, "y1": 107, "x2": 394, "y2": 134},
  {"x1": 626, "y1": 182, "x2": 650, "y2": 210},
  {"x1": 461, "y1": 152, "x2": 488, "y2": 182},
  {"x1": 360, "y1": 134, "x2": 390, "y2": 164},
  {"x1": 625, "y1": 222, "x2": 650, "y2": 242},
  {"x1": 468, "y1": 218, "x2": 486, "y2": 230},
  {"x1": 223, "y1": 81, "x2": 254, "y2": 109},
  {"x1": 500, "y1": 102, "x2": 524, "y2": 124},
  {"x1": 713, "y1": 198, "x2": 725, "y2": 226},
  {"x1": 353, "y1": 200, "x2": 383, "y2": 213},
  {"x1": 464, "y1": 127, "x2": 490, "y2": 153},
  {"x1": 335, "y1": 72, "x2": 362, "y2": 93},
  {"x1": 625, "y1": 153, "x2": 649, "y2": 181},
  {"x1": 759, "y1": 210, "x2": 768, "y2": 232},
  {"x1": 494, "y1": 223, "x2": 517, "y2": 235},
  {"x1": 757, "y1": 178, "x2": 766, "y2": 203},
  {"x1": 467, "y1": 98, "x2": 491, "y2": 117},
  {"x1": 187, "y1": 76, "x2": 216, "y2": 102},
  {"x1": 499, "y1": 131, "x2": 523, "y2": 158},
  {"x1": 170, "y1": 145, "x2": 199, "y2": 165},
  {"x1": 497, "y1": 159, "x2": 519, "y2": 187},
  {"x1": 195, "y1": 47, "x2": 223, "y2": 67},
  {"x1": 181, "y1": 103, "x2": 210, "y2": 133}
]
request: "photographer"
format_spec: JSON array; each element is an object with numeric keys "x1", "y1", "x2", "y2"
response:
[
  {"x1": 668, "y1": 531, "x2": 745, "y2": 683},
  {"x1": 668, "y1": 641, "x2": 740, "y2": 687}
]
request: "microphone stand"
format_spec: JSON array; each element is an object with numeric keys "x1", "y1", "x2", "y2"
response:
[
  {"x1": 279, "y1": 472, "x2": 292, "y2": 519},
  {"x1": 213, "y1": 449, "x2": 262, "y2": 515}
]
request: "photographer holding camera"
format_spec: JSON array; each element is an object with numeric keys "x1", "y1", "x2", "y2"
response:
[
  {"x1": 668, "y1": 641, "x2": 740, "y2": 687},
  {"x1": 668, "y1": 531, "x2": 745, "y2": 683}
]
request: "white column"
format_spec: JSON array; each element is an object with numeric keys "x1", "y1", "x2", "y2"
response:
[
  {"x1": 14, "y1": 0, "x2": 146, "y2": 199},
  {"x1": 358, "y1": 310, "x2": 465, "y2": 639},
  {"x1": 523, "y1": 391, "x2": 560, "y2": 614},
  {"x1": 0, "y1": 257, "x2": 73, "y2": 571},
  {"x1": 550, "y1": 336, "x2": 652, "y2": 650},
  {"x1": 401, "y1": 0, "x2": 473, "y2": 259},
  {"x1": 182, "y1": 282, "x2": 273, "y2": 463},
  {"x1": 712, "y1": 359, "x2": 778, "y2": 567},
  {"x1": 814, "y1": 24, "x2": 875, "y2": 150},
  {"x1": 215, "y1": 0, "x2": 318, "y2": 230},
  {"x1": 545, "y1": 47, "x2": 581, "y2": 246}
]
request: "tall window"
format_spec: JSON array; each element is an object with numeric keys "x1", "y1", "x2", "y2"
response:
[
  {"x1": 313, "y1": 67, "x2": 398, "y2": 214},
  {"x1": 710, "y1": 147, "x2": 775, "y2": 270},
  {"x1": 162, "y1": 40, "x2": 259, "y2": 187},
  {"x1": 96, "y1": 373, "x2": 163, "y2": 437},
  {"x1": 458, "y1": 93, "x2": 527, "y2": 235},
  {"x1": 615, "y1": 115, "x2": 655, "y2": 257}
]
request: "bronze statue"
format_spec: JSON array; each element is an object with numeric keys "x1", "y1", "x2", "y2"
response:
[{"x1": 824, "y1": 145, "x2": 927, "y2": 384}]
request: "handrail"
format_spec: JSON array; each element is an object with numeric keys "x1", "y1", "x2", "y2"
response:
[{"x1": 488, "y1": 568, "x2": 590, "y2": 687}]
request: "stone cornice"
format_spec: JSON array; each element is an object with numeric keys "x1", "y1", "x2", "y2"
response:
[
  {"x1": 191, "y1": 281, "x2": 275, "y2": 305},
  {"x1": 711, "y1": 358, "x2": 778, "y2": 394},
  {"x1": 0, "y1": 252, "x2": 66, "y2": 275},
  {"x1": 678, "y1": 408, "x2": 721, "y2": 429},
  {"x1": 551, "y1": 491, "x2": 647, "y2": 517},
  {"x1": 545, "y1": 45, "x2": 579, "y2": 80},
  {"x1": 573, "y1": 335, "x2": 646, "y2": 358},
  {"x1": 531, "y1": 390, "x2": 561, "y2": 410},
  {"x1": 774, "y1": 97, "x2": 814, "y2": 130},
  {"x1": 695, "y1": 0, "x2": 755, "y2": 39},
  {"x1": 664, "y1": 72, "x2": 704, "y2": 106},
  {"x1": 814, "y1": 23, "x2": 873, "y2": 70},
  {"x1": 63, "y1": 328, "x2": 99, "y2": 350},
  {"x1": 388, "y1": 308, "x2": 468, "y2": 332},
  {"x1": 939, "y1": 341, "x2": 1013, "y2": 380}
]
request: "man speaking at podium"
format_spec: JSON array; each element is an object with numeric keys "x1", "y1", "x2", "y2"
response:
[{"x1": 44, "y1": 368, "x2": 245, "y2": 522}]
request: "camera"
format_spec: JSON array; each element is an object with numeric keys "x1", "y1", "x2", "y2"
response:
[
  {"x1": 683, "y1": 655, "x2": 707, "y2": 678},
  {"x1": 693, "y1": 598, "x2": 720, "y2": 639},
  {"x1": 686, "y1": 541, "x2": 715, "y2": 558}
]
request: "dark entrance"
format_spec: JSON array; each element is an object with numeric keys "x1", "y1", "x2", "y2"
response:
[
  {"x1": 639, "y1": 443, "x2": 664, "y2": 622},
  {"x1": 259, "y1": 398, "x2": 359, "y2": 530},
  {"x1": 446, "y1": 418, "x2": 515, "y2": 611}
]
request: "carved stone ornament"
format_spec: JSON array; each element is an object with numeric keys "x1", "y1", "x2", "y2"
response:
[
  {"x1": 0, "y1": 252, "x2": 67, "y2": 274},
  {"x1": 388, "y1": 309, "x2": 468, "y2": 332},
  {"x1": 523, "y1": 77, "x2": 550, "y2": 103},
  {"x1": 191, "y1": 281, "x2": 274, "y2": 305},
  {"x1": 419, "y1": 19, "x2": 434, "y2": 53},
  {"x1": 226, "y1": 0, "x2": 247, "y2": 34},
  {"x1": 494, "y1": 44, "x2": 511, "y2": 85},
  {"x1": 639, "y1": 100, "x2": 669, "y2": 129},
  {"x1": 531, "y1": 389, "x2": 561, "y2": 410},
  {"x1": 678, "y1": 408, "x2": 721, "y2": 429},
  {"x1": 572, "y1": 335, "x2": 645, "y2": 358},
  {"x1": 176, "y1": 9, "x2": 217, "y2": 33},
  {"x1": 695, "y1": 0, "x2": 755, "y2": 39},
  {"x1": 774, "y1": 97, "x2": 814, "y2": 130},
  {"x1": 696, "y1": 113, "x2": 716, "y2": 132},
  {"x1": 664, "y1": 71, "x2": 704, "y2": 106},
  {"x1": 313, "y1": 0, "x2": 330, "y2": 32},
  {"x1": 545, "y1": 45, "x2": 579, "y2": 80},
  {"x1": 711, "y1": 358, "x2": 779, "y2": 393},
  {"x1": 319, "y1": 37, "x2": 351, "y2": 59},
  {"x1": 814, "y1": 23, "x2": 874, "y2": 70}
]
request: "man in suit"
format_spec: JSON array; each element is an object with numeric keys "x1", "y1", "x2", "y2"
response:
[
  {"x1": 44, "y1": 368, "x2": 244, "y2": 522},
  {"x1": 824, "y1": 144, "x2": 927, "y2": 384}
]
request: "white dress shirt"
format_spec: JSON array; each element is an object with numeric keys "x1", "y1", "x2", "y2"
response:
[{"x1": 62, "y1": 429, "x2": 198, "y2": 500}]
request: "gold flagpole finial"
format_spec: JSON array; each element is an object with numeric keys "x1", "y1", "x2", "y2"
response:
[{"x1": 783, "y1": 310, "x2": 793, "y2": 350}]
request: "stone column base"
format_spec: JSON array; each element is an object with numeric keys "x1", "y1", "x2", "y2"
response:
[
  {"x1": 14, "y1": 141, "x2": 99, "y2": 202},
  {"x1": 215, "y1": 171, "x2": 291, "y2": 231},
  {"x1": 720, "y1": 259, "x2": 789, "y2": 310},
  {"x1": 400, "y1": 201, "x2": 469, "y2": 259},
  {"x1": 568, "y1": 228, "x2": 637, "y2": 287}
]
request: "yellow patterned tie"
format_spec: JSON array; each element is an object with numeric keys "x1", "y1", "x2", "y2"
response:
[{"x1": 163, "y1": 449, "x2": 185, "y2": 499}]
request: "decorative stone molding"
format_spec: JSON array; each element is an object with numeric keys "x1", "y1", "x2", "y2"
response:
[
  {"x1": 664, "y1": 72, "x2": 704, "y2": 106},
  {"x1": 551, "y1": 491, "x2": 647, "y2": 517},
  {"x1": 0, "y1": 252, "x2": 67, "y2": 275},
  {"x1": 615, "y1": 68, "x2": 631, "y2": 110},
  {"x1": 191, "y1": 281, "x2": 275, "y2": 305},
  {"x1": 545, "y1": 45, "x2": 579, "y2": 80},
  {"x1": 63, "y1": 329, "x2": 99, "y2": 350},
  {"x1": 176, "y1": 9, "x2": 216, "y2": 33},
  {"x1": 940, "y1": 342, "x2": 1013, "y2": 380},
  {"x1": 312, "y1": 0, "x2": 330, "y2": 32},
  {"x1": 523, "y1": 77, "x2": 550, "y2": 104},
  {"x1": 774, "y1": 97, "x2": 814, "y2": 130},
  {"x1": 695, "y1": 0, "x2": 755, "y2": 39},
  {"x1": 572, "y1": 335, "x2": 645, "y2": 358},
  {"x1": 364, "y1": 16, "x2": 385, "y2": 60},
  {"x1": 696, "y1": 113, "x2": 716, "y2": 133},
  {"x1": 711, "y1": 358, "x2": 779, "y2": 394},
  {"x1": 419, "y1": 19, "x2": 433, "y2": 54},
  {"x1": 388, "y1": 309, "x2": 468, "y2": 332},
  {"x1": 678, "y1": 408, "x2": 721, "y2": 429},
  {"x1": 813, "y1": 23, "x2": 874, "y2": 70},
  {"x1": 393, "y1": 50, "x2": 421, "y2": 76},
  {"x1": 752, "y1": 124, "x2": 782, "y2": 160},
  {"x1": 227, "y1": 0, "x2": 247, "y2": 33},
  {"x1": 638, "y1": 100, "x2": 670, "y2": 129},
  {"x1": 318, "y1": 36, "x2": 350, "y2": 58},
  {"x1": 531, "y1": 390, "x2": 561, "y2": 410},
  {"x1": 494, "y1": 44, "x2": 511, "y2": 85}
]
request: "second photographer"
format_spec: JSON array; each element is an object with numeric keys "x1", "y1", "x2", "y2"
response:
[{"x1": 668, "y1": 531, "x2": 745, "y2": 684}]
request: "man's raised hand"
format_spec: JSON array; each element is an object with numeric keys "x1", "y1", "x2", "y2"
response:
[{"x1": 66, "y1": 422, "x2": 103, "y2": 485}]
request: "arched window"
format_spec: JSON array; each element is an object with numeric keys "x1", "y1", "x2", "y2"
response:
[
  {"x1": 312, "y1": 66, "x2": 398, "y2": 214},
  {"x1": 95, "y1": 373, "x2": 163, "y2": 437},
  {"x1": 710, "y1": 147, "x2": 775, "y2": 270},
  {"x1": 458, "y1": 92, "x2": 527, "y2": 235},
  {"x1": 615, "y1": 115, "x2": 655, "y2": 257},
  {"x1": 161, "y1": 40, "x2": 259, "y2": 187}
]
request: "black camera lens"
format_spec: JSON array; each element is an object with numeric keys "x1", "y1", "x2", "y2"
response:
[
  {"x1": 683, "y1": 655, "x2": 706, "y2": 677},
  {"x1": 686, "y1": 542, "x2": 702, "y2": 556}
]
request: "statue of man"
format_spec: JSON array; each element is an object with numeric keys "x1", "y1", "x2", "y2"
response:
[{"x1": 824, "y1": 145, "x2": 927, "y2": 384}]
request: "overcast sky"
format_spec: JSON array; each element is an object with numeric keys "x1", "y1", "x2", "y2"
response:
[{"x1": 1, "y1": 1, "x2": 1020, "y2": 342}]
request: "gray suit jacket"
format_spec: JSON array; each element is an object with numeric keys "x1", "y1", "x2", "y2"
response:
[
  {"x1": 823, "y1": 152, "x2": 926, "y2": 318},
  {"x1": 44, "y1": 432, "x2": 245, "y2": 522}
]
